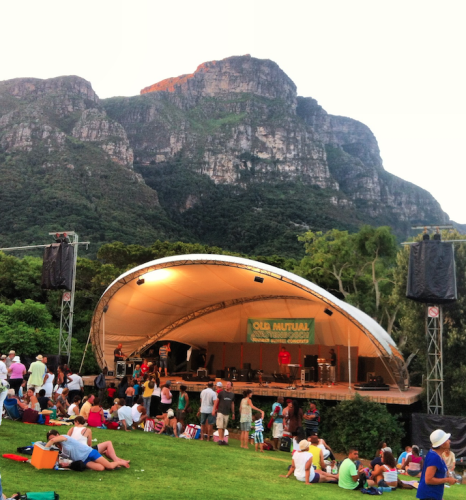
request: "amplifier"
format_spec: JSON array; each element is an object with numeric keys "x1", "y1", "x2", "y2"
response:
[
  {"x1": 197, "y1": 368, "x2": 207, "y2": 378},
  {"x1": 116, "y1": 361, "x2": 126, "y2": 379},
  {"x1": 301, "y1": 368, "x2": 313, "y2": 383}
]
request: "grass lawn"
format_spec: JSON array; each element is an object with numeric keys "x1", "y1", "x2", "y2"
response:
[{"x1": 1, "y1": 420, "x2": 465, "y2": 500}]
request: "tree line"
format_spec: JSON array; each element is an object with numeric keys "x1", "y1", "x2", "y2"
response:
[{"x1": 1, "y1": 227, "x2": 466, "y2": 414}]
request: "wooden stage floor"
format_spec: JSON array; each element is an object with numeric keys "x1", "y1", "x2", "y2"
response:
[{"x1": 83, "y1": 376, "x2": 422, "y2": 406}]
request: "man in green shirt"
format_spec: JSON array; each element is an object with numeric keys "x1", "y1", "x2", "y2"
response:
[
  {"x1": 338, "y1": 447, "x2": 367, "y2": 490},
  {"x1": 27, "y1": 354, "x2": 46, "y2": 393}
]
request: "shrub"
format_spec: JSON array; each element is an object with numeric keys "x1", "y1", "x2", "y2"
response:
[{"x1": 321, "y1": 394, "x2": 404, "y2": 458}]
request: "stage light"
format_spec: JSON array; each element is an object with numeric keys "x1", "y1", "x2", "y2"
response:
[
  {"x1": 136, "y1": 277, "x2": 145, "y2": 286},
  {"x1": 422, "y1": 233, "x2": 430, "y2": 241},
  {"x1": 144, "y1": 269, "x2": 172, "y2": 282},
  {"x1": 254, "y1": 276, "x2": 264, "y2": 283},
  {"x1": 103, "y1": 305, "x2": 109, "y2": 313},
  {"x1": 324, "y1": 308, "x2": 333, "y2": 316}
]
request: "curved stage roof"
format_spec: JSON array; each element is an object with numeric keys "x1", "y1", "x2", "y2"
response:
[{"x1": 90, "y1": 254, "x2": 406, "y2": 388}]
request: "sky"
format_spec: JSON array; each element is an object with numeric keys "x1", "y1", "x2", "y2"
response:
[{"x1": 1, "y1": 0, "x2": 465, "y2": 223}]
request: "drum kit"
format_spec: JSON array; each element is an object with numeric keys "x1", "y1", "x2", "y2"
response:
[{"x1": 317, "y1": 358, "x2": 332, "y2": 387}]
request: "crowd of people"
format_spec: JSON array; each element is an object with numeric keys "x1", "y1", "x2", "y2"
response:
[{"x1": 0, "y1": 350, "x2": 462, "y2": 500}]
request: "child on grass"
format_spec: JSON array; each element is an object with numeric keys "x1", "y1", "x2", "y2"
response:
[{"x1": 254, "y1": 412, "x2": 265, "y2": 452}]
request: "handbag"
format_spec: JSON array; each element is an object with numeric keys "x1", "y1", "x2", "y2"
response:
[{"x1": 22, "y1": 408, "x2": 39, "y2": 423}]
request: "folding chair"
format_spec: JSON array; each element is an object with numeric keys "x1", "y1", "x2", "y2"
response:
[{"x1": 3, "y1": 398, "x2": 21, "y2": 420}]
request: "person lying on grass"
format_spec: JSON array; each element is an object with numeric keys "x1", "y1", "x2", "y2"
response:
[{"x1": 45, "y1": 429, "x2": 130, "y2": 471}]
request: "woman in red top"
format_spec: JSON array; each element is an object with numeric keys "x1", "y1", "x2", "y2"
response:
[{"x1": 87, "y1": 397, "x2": 105, "y2": 427}]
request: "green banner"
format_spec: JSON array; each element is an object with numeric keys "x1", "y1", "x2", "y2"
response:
[{"x1": 247, "y1": 318, "x2": 315, "y2": 344}]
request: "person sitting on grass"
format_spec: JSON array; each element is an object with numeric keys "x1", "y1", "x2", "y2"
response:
[
  {"x1": 338, "y1": 447, "x2": 367, "y2": 490},
  {"x1": 79, "y1": 394, "x2": 94, "y2": 420},
  {"x1": 307, "y1": 435, "x2": 339, "y2": 480},
  {"x1": 280, "y1": 440, "x2": 336, "y2": 484},
  {"x1": 405, "y1": 445, "x2": 424, "y2": 477},
  {"x1": 368, "y1": 450, "x2": 398, "y2": 489},
  {"x1": 37, "y1": 389, "x2": 52, "y2": 411},
  {"x1": 67, "y1": 395, "x2": 82, "y2": 416},
  {"x1": 398, "y1": 446, "x2": 412, "y2": 468},
  {"x1": 131, "y1": 396, "x2": 148, "y2": 429},
  {"x1": 67, "y1": 416, "x2": 92, "y2": 446},
  {"x1": 55, "y1": 388, "x2": 70, "y2": 416},
  {"x1": 109, "y1": 398, "x2": 121, "y2": 421},
  {"x1": 156, "y1": 408, "x2": 179, "y2": 437},
  {"x1": 117, "y1": 398, "x2": 133, "y2": 431},
  {"x1": 254, "y1": 412, "x2": 265, "y2": 452},
  {"x1": 87, "y1": 397, "x2": 105, "y2": 427},
  {"x1": 18, "y1": 389, "x2": 40, "y2": 411},
  {"x1": 45, "y1": 430, "x2": 130, "y2": 471}
]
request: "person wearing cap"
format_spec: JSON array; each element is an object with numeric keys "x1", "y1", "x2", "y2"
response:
[
  {"x1": 213, "y1": 381, "x2": 235, "y2": 446},
  {"x1": 27, "y1": 354, "x2": 46, "y2": 393},
  {"x1": 5, "y1": 350, "x2": 16, "y2": 370},
  {"x1": 417, "y1": 429, "x2": 456, "y2": 500},
  {"x1": 280, "y1": 439, "x2": 336, "y2": 484}
]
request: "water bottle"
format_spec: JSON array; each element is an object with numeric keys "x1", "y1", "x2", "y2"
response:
[
  {"x1": 420, "y1": 448, "x2": 424, "y2": 458},
  {"x1": 326, "y1": 465, "x2": 331, "y2": 474}
]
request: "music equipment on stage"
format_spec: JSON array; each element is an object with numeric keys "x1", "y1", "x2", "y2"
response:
[
  {"x1": 225, "y1": 367, "x2": 236, "y2": 380},
  {"x1": 197, "y1": 368, "x2": 207, "y2": 378},
  {"x1": 128, "y1": 357, "x2": 143, "y2": 363},
  {"x1": 238, "y1": 369, "x2": 253, "y2": 382},
  {"x1": 116, "y1": 361, "x2": 126, "y2": 379},
  {"x1": 355, "y1": 375, "x2": 389, "y2": 391},
  {"x1": 216, "y1": 369, "x2": 225, "y2": 378},
  {"x1": 304, "y1": 354, "x2": 318, "y2": 381},
  {"x1": 182, "y1": 373, "x2": 194, "y2": 381},
  {"x1": 287, "y1": 364, "x2": 300, "y2": 387},
  {"x1": 243, "y1": 363, "x2": 251, "y2": 370}
]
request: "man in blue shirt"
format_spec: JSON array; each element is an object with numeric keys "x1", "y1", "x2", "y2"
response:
[{"x1": 417, "y1": 429, "x2": 456, "y2": 500}]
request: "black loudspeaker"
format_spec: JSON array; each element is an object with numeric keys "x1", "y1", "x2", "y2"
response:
[
  {"x1": 304, "y1": 355, "x2": 318, "y2": 381},
  {"x1": 243, "y1": 363, "x2": 251, "y2": 370},
  {"x1": 182, "y1": 373, "x2": 193, "y2": 381},
  {"x1": 225, "y1": 367, "x2": 236, "y2": 380},
  {"x1": 238, "y1": 369, "x2": 252, "y2": 382},
  {"x1": 407, "y1": 240, "x2": 457, "y2": 303},
  {"x1": 41, "y1": 242, "x2": 75, "y2": 290},
  {"x1": 216, "y1": 369, "x2": 225, "y2": 378}
]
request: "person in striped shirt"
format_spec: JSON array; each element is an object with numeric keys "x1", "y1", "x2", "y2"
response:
[
  {"x1": 158, "y1": 343, "x2": 171, "y2": 377},
  {"x1": 254, "y1": 411, "x2": 265, "y2": 452}
]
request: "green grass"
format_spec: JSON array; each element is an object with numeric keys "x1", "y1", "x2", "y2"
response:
[{"x1": 1, "y1": 420, "x2": 465, "y2": 500}]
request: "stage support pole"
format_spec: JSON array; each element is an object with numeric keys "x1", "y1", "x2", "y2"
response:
[{"x1": 348, "y1": 328, "x2": 352, "y2": 391}]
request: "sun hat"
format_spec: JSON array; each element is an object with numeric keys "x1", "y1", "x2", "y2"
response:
[
  {"x1": 7, "y1": 389, "x2": 15, "y2": 396},
  {"x1": 9, "y1": 350, "x2": 15, "y2": 355},
  {"x1": 167, "y1": 409, "x2": 175, "y2": 418},
  {"x1": 299, "y1": 439, "x2": 310, "y2": 451},
  {"x1": 430, "y1": 429, "x2": 451, "y2": 448},
  {"x1": 216, "y1": 381, "x2": 223, "y2": 387},
  {"x1": 382, "y1": 447, "x2": 393, "y2": 453},
  {"x1": 12, "y1": 356, "x2": 20, "y2": 362},
  {"x1": 36, "y1": 354, "x2": 43, "y2": 360}
]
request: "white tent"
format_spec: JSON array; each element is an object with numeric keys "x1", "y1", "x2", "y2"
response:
[{"x1": 90, "y1": 254, "x2": 406, "y2": 388}]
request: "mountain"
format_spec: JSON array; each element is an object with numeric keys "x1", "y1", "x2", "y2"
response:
[{"x1": 0, "y1": 56, "x2": 451, "y2": 257}]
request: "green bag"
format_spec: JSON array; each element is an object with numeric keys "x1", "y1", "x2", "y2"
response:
[{"x1": 21, "y1": 492, "x2": 59, "y2": 500}]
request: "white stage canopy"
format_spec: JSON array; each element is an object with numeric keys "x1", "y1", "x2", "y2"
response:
[{"x1": 90, "y1": 254, "x2": 407, "y2": 388}]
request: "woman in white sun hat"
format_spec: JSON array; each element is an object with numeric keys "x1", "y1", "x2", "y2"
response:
[{"x1": 416, "y1": 429, "x2": 457, "y2": 500}]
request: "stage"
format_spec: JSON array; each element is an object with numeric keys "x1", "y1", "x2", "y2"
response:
[{"x1": 82, "y1": 376, "x2": 422, "y2": 406}]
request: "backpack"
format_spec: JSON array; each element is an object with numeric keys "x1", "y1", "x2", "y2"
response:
[
  {"x1": 94, "y1": 373, "x2": 106, "y2": 390},
  {"x1": 279, "y1": 436, "x2": 291, "y2": 452},
  {"x1": 20, "y1": 492, "x2": 60, "y2": 499}
]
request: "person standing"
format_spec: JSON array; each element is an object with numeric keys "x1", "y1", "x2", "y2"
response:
[
  {"x1": 329, "y1": 348, "x2": 337, "y2": 383},
  {"x1": 8, "y1": 356, "x2": 26, "y2": 395},
  {"x1": 67, "y1": 369, "x2": 84, "y2": 403},
  {"x1": 212, "y1": 380, "x2": 234, "y2": 446},
  {"x1": 303, "y1": 402, "x2": 320, "y2": 437},
  {"x1": 159, "y1": 343, "x2": 171, "y2": 377},
  {"x1": 5, "y1": 351, "x2": 15, "y2": 370},
  {"x1": 198, "y1": 381, "x2": 217, "y2": 441},
  {"x1": 0, "y1": 357, "x2": 8, "y2": 426},
  {"x1": 278, "y1": 346, "x2": 291, "y2": 376},
  {"x1": 27, "y1": 354, "x2": 46, "y2": 393},
  {"x1": 417, "y1": 429, "x2": 456, "y2": 500},
  {"x1": 176, "y1": 384, "x2": 189, "y2": 430},
  {"x1": 113, "y1": 343, "x2": 126, "y2": 373},
  {"x1": 239, "y1": 389, "x2": 263, "y2": 450},
  {"x1": 270, "y1": 396, "x2": 284, "y2": 450}
]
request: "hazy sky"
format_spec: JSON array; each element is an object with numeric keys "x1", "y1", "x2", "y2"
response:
[{"x1": 2, "y1": 0, "x2": 465, "y2": 223}]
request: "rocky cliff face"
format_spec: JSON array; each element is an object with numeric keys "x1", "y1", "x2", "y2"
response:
[
  {"x1": 103, "y1": 55, "x2": 448, "y2": 225},
  {"x1": 0, "y1": 76, "x2": 133, "y2": 167},
  {"x1": 0, "y1": 57, "x2": 452, "y2": 255}
]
